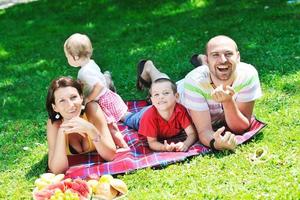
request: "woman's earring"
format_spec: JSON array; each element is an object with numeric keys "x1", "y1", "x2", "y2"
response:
[
  {"x1": 55, "y1": 113, "x2": 60, "y2": 119},
  {"x1": 81, "y1": 105, "x2": 85, "y2": 110}
]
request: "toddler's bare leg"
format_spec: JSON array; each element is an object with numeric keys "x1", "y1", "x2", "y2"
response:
[{"x1": 108, "y1": 122, "x2": 129, "y2": 148}]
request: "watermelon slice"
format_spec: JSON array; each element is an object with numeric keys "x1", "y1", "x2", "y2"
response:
[
  {"x1": 33, "y1": 178, "x2": 91, "y2": 200},
  {"x1": 32, "y1": 188, "x2": 53, "y2": 200}
]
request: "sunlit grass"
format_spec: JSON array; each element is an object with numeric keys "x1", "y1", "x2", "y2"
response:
[
  {"x1": 0, "y1": 45, "x2": 9, "y2": 59},
  {"x1": 0, "y1": 0, "x2": 299, "y2": 199}
]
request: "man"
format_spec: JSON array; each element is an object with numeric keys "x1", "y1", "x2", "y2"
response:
[
  {"x1": 180, "y1": 35, "x2": 262, "y2": 151},
  {"x1": 136, "y1": 35, "x2": 262, "y2": 151}
]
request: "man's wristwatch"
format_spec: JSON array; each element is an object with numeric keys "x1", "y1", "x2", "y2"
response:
[{"x1": 209, "y1": 138, "x2": 218, "y2": 152}]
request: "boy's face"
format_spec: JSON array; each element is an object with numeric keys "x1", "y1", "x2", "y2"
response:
[{"x1": 150, "y1": 81, "x2": 178, "y2": 112}]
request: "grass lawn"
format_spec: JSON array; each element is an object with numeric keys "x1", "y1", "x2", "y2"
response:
[{"x1": 0, "y1": 0, "x2": 299, "y2": 199}]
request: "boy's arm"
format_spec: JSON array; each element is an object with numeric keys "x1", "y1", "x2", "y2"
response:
[
  {"x1": 147, "y1": 137, "x2": 176, "y2": 152},
  {"x1": 86, "y1": 82, "x2": 104, "y2": 103},
  {"x1": 182, "y1": 125, "x2": 197, "y2": 148},
  {"x1": 175, "y1": 125, "x2": 197, "y2": 152}
]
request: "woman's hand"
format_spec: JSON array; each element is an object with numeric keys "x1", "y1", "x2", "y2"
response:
[{"x1": 59, "y1": 117, "x2": 93, "y2": 138}]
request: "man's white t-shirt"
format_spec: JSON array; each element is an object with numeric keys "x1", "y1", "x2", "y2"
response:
[{"x1": 177, "y1": 62, "x2": 262, "y2": 125}]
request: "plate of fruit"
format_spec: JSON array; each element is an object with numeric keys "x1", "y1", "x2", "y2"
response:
[
  {"x1": 32, "y1": 173, "x2": 91, "y2": 200},
  {"x1": 32, "y1": 173, "x2": 128, "y2": 200},
  {"x1": 87, "y1": 174, "x2": 128, "y2": 200}
]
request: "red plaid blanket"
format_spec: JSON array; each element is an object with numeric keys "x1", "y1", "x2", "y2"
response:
[{"x1": 65, "y1": 100, "x2": 266, "y2": 179}]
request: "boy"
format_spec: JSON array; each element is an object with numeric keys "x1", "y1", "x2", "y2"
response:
[{"x1": 124, "y1": 78, "x2": 197, "y2": 152}]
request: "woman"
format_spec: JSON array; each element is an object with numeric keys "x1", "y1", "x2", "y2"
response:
[{"x1": 46, "y1": 77, "x2": 116, "y2": 174}]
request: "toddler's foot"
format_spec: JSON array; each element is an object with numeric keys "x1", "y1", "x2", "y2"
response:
[
  {"x1": 111, "y1": 130, "x2": 129, "y2": 149},
  {"x1": 117, "y1": 141, "x2": 129, "y2": 149},
  {"x1": 190, "y1": 54, "x2": 207, "y2": 68},
  {"x1": 116, "y1": 146, "x2": 131, "y2": 153}
]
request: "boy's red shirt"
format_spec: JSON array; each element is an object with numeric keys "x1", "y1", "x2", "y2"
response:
[{"x1": 138, "y1": 103, "x2": 192, "y2": 139}]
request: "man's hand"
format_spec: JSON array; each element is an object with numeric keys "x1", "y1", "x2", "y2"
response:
[
  {"x1": 211, "y1": 85, "x2": 235, "y2": 103},
  {"x1": 213, "y1": 127, "x2": 237, "y2": 150}
]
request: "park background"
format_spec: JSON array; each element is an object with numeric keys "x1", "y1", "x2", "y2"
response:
[{"x1": 0, "y1": 0, "x2": 299, "y2": 199}]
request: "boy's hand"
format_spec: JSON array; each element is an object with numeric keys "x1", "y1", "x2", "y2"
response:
[
  {"x1": 211, "y1": 85, "x2": 235, "y2": 103},
  {"x1": 164, "y1": 140, "x2": 176, "y2": 152},
  {"x1": 174, "y1": 142, "x2": 188, "y2": 152}
]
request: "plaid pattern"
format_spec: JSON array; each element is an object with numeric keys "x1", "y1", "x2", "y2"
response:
[
  {"x1": 97, "y1": 90, "x2": 128, "y2": 123},
  {"x1": 65, "y1": 100, "x2": 266, "y2": 179}
]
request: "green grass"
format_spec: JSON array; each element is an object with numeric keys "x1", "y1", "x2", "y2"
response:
[{"x1": 0, "y1": 0, "x2": 299, "y2": 199}]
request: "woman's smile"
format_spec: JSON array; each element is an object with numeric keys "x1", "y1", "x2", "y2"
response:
[{"x1": 53, "y1": 86, "x2": 83, "y2": 120}]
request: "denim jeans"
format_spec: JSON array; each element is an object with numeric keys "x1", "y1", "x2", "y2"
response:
[{"x1": 123, "y1": 106, "x2": 151, "y2": 130}]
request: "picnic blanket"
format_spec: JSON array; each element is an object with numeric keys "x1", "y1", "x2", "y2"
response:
[{"x1": 65, "y1": 100, "x2": 266, "y2": 179}]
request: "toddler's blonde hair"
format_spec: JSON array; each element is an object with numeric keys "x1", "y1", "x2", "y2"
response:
[{"x1": 64, "y1": 33, "x2": 93, "y2": 59}]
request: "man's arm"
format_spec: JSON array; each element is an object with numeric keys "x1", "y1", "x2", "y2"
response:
[
  {"x1": 189, "y1": 109, "x2": 237, "y2": 150},
  {"x1": 222, "y1": 62, "x2": 262, "y2": 133},
  {"x1": 211, "y1": 85, "x2": 254, "y2": 134},
  {"x1": 189, "y1": 109, "x2": 214, "y2": 147},
  {"x1": 223, "y1": 100, "x2": 254, "y2": 134}
]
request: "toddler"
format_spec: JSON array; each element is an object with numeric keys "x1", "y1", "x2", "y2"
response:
[{"x1": 64, "y1": 33, "x2": 128, "y2": 149}]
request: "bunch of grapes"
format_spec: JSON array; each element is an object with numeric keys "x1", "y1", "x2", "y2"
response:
[
  {"x1": 35, "y1": 173, "x2": 65, "y2": 190},
  {"x1": 49, "y1": 189, "x2": 80, "y2": 200}
]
